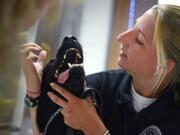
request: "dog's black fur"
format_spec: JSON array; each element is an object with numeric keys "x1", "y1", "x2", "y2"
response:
[{"x1": 36, "y1": 36, "x2": 102, "y2": 135}]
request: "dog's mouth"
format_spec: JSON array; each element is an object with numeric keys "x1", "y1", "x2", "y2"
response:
[{"x1": 63, "y1": 48, "x2": 82, "y2": 62}]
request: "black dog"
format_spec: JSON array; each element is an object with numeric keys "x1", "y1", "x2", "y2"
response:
[{"x1": 37, "y1": 36, "x2": 102, "y2": 135}]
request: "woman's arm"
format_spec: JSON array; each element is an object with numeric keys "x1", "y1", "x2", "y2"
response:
[{"x1": 20, "y1": 43, "x2": 47, "y2": 135}]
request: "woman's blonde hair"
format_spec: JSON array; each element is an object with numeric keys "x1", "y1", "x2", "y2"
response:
[{"x1": 152, "y1": 4, "x2": 180, "y2": 103}]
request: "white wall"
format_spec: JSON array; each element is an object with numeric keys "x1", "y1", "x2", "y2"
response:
[
  {"x1": 79, "y1": 0, "x2": 114, "y2": 75},
  {"x1": 158, "y1": 0, "x2": 180, "y2": 5}
]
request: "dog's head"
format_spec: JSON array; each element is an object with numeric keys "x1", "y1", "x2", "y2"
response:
[
  {"x1": 54, "y1": 36, "x2": 85, "y2": 97},
  {"x1": 56, "y1": 36, "x2": 83, "y2": 70}
]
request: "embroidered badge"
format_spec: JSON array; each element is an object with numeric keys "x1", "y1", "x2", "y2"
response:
[{"x1": 140, "y1": 125, "x2": 162, "y2": 135}]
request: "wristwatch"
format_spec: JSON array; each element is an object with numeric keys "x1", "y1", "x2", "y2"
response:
[{"x1": 24, "y1": 94, "x2": 40, "y2": 108}]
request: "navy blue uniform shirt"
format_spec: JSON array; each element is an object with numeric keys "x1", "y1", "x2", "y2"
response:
[{"x1": 86, "y1": 69, "x2": 180, "y2": 135}]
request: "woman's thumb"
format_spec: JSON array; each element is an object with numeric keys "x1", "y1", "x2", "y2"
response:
[{"x1": 38, "y1": 50, "x2": 47, "y2": 66}]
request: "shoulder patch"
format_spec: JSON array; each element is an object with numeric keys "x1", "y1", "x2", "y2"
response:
[{"x1": 140, "y1": 125, "x2": 162, "y2": 135}]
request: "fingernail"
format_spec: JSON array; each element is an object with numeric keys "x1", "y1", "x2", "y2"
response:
[
  {"x1": 50, "y1": 82, "x2": 54, "y2": 86},
  {"x1": 47, "y1": 92, "x2": 51, "y2": 96}
]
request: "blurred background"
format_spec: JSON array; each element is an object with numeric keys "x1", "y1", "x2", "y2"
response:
[{"x1": 0, "y1": 0, "x2": 180, "y2": 135}]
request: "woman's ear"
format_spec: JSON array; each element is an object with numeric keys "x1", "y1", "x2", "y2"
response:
[{"x1": 167, "y1": 59, "x2": 175, "y2": 73}]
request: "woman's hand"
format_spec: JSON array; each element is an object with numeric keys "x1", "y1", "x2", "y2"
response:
[
  {"x1": 20, "y1": 43, "x2": 47, "y2": 98},
  {"x1": 47, "y1": 83, "x2": 107, "y2": 135}
]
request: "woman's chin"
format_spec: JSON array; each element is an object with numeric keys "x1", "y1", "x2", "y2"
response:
[{"x1": 117, "y1": 57, "x2": 126, "y2": 68}]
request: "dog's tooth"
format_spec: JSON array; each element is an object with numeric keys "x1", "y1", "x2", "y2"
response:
[{"x1": 68, "y1": 63, "x2": 72, "y2": 68}]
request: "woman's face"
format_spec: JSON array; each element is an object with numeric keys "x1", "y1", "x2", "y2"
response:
[{"x1": 117, "y1": 9, "x2": 157, "y2": 79}]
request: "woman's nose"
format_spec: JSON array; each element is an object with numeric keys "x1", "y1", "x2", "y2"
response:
[{"x1": 116, "y1": 29, "x2": 133, "y2": 44}]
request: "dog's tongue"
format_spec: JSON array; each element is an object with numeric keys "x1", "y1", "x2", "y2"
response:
[{"x1": 57, "y1": 69, "x2": 70, "y2": 84}]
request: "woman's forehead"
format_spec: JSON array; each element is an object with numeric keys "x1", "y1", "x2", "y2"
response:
[{"x1": 135, "y1": 9, "x2": 156, "y2": 44}]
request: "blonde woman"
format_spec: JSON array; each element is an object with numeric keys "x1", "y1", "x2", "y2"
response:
[{"x1": 21, "y1": 4, "x2": 180, "y2": 135}]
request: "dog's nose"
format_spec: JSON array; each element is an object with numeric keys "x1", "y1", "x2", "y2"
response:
[{"x1": 64, "y1": 36, "x2": 77, "y2": 41}]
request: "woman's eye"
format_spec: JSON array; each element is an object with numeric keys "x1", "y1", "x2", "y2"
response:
[{"x1": 135, "y1": 37, "x2": 143, "y2": 45}]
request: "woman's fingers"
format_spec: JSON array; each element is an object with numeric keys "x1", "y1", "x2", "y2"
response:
[
  {"x1": 47, "y1": 83, "x2": 102, "y2": 131},
  {"x1": 20, "y1": 46, "x2": 41, "y2": 57},
  {"x1": 26, "y1": 52, "x2": 39, "y2": 61},
  {"x1": 50, "y1": 83, "x2": 78, "y2": 102},
  {"x1": 37, "y1": 50, "x2": 47, "y2": 67},
  {"x1": 47, "y1": 92, "x2": 68, "y2": 108},
  {"x1": 20, "y1": 43, "x2": 42, "y2": 60},
  {"x1": 21, "y1": 43, "x2": 42, "y2": 49}
]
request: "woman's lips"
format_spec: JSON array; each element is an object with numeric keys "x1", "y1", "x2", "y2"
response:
[
  {"x1": 120, "y1": 53, "x2": 127, "y2": 58},
  {"x1": 119, "y1": 50, "x2": 127, "y2": 58}
]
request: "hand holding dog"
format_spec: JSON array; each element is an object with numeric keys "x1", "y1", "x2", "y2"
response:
[{"x1": 48, "y1": 83, "x2": 107, "y2": 135}]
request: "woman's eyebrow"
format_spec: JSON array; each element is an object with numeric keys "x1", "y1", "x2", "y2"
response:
[
  {"x1": 138, "y1": 29, "x2": 149, "y2": 43},
  {"x1": 134, "y1": 19, "x2": 149, "y2": 43}
]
